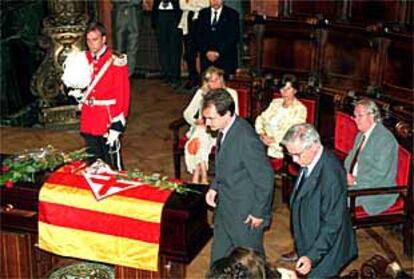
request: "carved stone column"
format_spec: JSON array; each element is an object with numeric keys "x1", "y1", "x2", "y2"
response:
[{"x1": 31, "y1": 0, "x2": 89, "y2": 108}]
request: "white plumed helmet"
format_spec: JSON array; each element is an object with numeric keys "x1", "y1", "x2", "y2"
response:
[{"x1": 61, "y1": 51, "x2": 92, "y2": 89}]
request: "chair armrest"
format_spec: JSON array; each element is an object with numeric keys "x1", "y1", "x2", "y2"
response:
[
  {"x1": 348, "y1": 186, "x2": 408, "y2": 197},
  {"x1": 169, "y1": 117, "x2": 189, "y2": 149},
  {"x1": 347, "y1": 185, "x2": 408, "y2": 217},
  {"x1": 169, "y1": 117, "x2": 188, "y2": 131}
]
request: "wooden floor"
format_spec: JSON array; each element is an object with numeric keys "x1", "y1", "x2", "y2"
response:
[{"x1": 1, "y1": 78, "x2": 412, "y2": 278}]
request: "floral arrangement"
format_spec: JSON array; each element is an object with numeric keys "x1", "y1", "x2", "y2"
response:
[
  {"x1": 83, "y1": 159, "x2": 200, "y2": 196},
  {"x1": 1, "y1": 145, "x2": 90, "y2": 188},
  {"x1": 119, "y1": 170, "x2": 200, "y2": 194},
  {"x1": 1, "y1": 146, "x2": 200, "y2": 195}
]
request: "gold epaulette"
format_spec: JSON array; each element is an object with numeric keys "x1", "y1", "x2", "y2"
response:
[{"x1": 112, "y1": 52, "x2": 128, "y2": 67}]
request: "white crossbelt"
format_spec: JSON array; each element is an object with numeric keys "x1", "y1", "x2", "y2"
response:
[
  {"x1": 81, "y1": 55, "x2": 115, "y2": 105},
  {"x1": 85, "y1": 98, "x2": 116, "y2": 106}
]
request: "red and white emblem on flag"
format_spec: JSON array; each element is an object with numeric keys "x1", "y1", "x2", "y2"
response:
[{"x1": 82, "y1": 162, "x2": 143, "y2": 200}]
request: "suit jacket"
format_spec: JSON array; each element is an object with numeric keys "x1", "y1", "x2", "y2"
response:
[
  {"x1": 290, "y1": 149, "x2": 357, "y2": 278},
  {"x1": 344, "y1": 122, "x2": 398, "y2": 215},
  {"x1": 211, "y1": 117, "x2": 274, "y2": 228},
  {"x1": 196, "y1": 5, "x2": 239, "y2": 75}
]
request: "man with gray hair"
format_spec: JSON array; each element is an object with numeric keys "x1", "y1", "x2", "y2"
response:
[
  {"x1": 281, "y1": 123, "x2": 357, "y2": 278},
  {"x1": 345, "y1": 98, "x2": 398, "y2": 215}
]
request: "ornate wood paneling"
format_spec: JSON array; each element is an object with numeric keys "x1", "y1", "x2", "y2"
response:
[
  {"x1": 319, "y1": 25, "x2": 378, "y2": 93},
  {"x1": 246, "y1": 0, "x2": 413, "y2": 152},
  {"x1": 349, "y1": 0, "x2": 406, "y2": 26},
  {"x1": 249, "y1": 0, "x2": 279, "y2": 17},
  {"x1": 258, "y1": 20, "x2": 320, "y2": 80},
  {"x1": 0, "y1": 231, "x2": 60, "y2": 279},
  {"x1": 290, "y1": 1, "x2": 338, "y2": 19},
  {"x1": 380, "y1": 33, "x2": 413, "y2": 105}
]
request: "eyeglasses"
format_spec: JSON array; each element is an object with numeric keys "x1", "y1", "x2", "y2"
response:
[
  {"x1": 288, "y1": 145, "x2": 310, "y2": 160},
  {"x1": 352, "y1": 112, "x2": 371, "y2": 119}
]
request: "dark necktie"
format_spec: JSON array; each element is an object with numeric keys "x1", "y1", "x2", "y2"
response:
[
  {"x1": 215, "y1": 131, "x2": 224, "y2": 156},
  {"x1": 290, "y1": 167, "x2": 308, "y2": 203},
  {"x1": 212, "y1": 11, "x2": 218, "y2": 26},
  {"x1": 349, "y1": 135, "x2": 366, "y2": 174},
  {"x1": 161, "y1": 0, "x2": 169, "y2": 8},
  {"x1": 296, "y1": 167, "x2": 308, "y2": 192}
]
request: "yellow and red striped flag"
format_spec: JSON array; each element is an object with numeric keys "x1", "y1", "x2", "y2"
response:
[{"x1": 38, "y1": 162, "x2": 173, "y2": 271}]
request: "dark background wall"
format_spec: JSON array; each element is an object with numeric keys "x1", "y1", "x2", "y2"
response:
[{"x1": 1, "y1": 0, "x2": 45, "y2": 116}]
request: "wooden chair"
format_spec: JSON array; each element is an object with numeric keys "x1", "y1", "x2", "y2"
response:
[
  {"x1": 332, "y1": 111, "x2": 359, "y2": 162},
  {"x1": 169, "y1": 85, "x2": 251, "y2": 179},
  {"x1": 348, "y1": 145, "x2": 413, "y2": 256},
  {"x1": 275, "y1": 93, "x2": 319, "y2": 203}
]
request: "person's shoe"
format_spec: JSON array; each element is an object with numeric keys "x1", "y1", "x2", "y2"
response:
[{"x1": 280, "y1": 250, "x2": 298, "y2": 262}]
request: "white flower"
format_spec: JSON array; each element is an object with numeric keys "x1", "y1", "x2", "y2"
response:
[{"x1": 61, "y1": 51, "x2": 92, "y2": 89}]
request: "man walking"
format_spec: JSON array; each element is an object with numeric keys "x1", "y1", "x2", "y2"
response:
[
  {"x1": 281, "y1": 123, "x2": 357, "y2": 278},
  {"x1": 202, "y1": 89, "x2": 274, "y2": 265}
]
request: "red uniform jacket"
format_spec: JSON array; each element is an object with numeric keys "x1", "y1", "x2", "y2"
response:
[{"x1": 80, "y1": 49, "x2": 130, "y2": 136}]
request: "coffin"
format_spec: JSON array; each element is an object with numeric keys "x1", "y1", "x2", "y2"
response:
[{"x1": 0, "y1": 165, "x2": 212, "y2": 278}]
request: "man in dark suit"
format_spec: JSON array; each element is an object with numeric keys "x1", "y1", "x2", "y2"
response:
[
  {"x1": 197, "y1": 0, "x2": 240, "y2": 77},
  {"x1": 281, "y1": 123, "x2": 358, "y2": 278},
  {"x1": 202, "y1": 89, "x2": 274, "y2": 265}
]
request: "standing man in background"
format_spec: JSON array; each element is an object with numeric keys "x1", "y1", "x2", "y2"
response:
[
  {"x1": 152, "y1": 0, "x2": 183, "y2": 89},
  {"x1": 203, "y1": 89, "x2": 274, "y2": 265},
  {"x1": 112, "y1": 0, "x2": 143, "y2": 77},
  {"x1": 81, "y1": 22, "x2": 130, "y2": 170},
  {"x1": 178, "y1": 0, "x2": 209, "y2": 90},
  {"x1": 197, "y1": 0, "x2": 240, "y2": 77}
]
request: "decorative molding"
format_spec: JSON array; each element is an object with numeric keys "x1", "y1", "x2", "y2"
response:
[{"x1": 31, "y1": 0, "x2": 88, "y2": 107}]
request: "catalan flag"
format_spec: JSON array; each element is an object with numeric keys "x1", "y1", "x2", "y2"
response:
[{"x1": 38, "y1": 162, "x2": 172, "y2": 271}]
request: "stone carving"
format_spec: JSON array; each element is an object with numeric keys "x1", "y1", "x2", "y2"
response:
[{"x1": 31, "y1": 0, "x2": 89, "y2": 107}]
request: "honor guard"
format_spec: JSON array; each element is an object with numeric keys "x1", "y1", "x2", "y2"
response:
[{"x1": 63, "y1": 22, "x2": 130, "y2": 170}]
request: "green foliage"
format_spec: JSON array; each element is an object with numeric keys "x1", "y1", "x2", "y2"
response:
[
  {"x1": 1, "y1": 145, "x2": 90, "y2": 187},
  {"x1": 119, "y1": 170, "x2": 201, "y2": 195}
]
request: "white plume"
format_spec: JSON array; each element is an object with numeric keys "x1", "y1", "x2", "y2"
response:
[{"x1": 61, "y1": 51, "x2": 91, "y2": 89}]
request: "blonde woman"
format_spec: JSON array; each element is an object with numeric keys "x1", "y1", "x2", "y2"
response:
[
  {"x1": 255, "y1": 75, "x2": 307, "y2": 160},
  {"x1": 183, "y1": 66, "x2": 239, "y2": 184}
]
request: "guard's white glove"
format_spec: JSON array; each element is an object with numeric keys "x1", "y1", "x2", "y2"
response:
[
  {"x1": 105, "y1": 129, "x2": 121, "y2": 147},
  {"x1": 68, "y1": 89, "x2": 84, "y2": 103}
]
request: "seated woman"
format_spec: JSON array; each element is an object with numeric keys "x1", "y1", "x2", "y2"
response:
[
  {"x1": 183, "y1": 66, "x2": 239, "y2": 184},
  {"x1": 206, "y1": 246, "x2": 297, "y2": 279},
  {"x1": 255, "y1": 75, "x2": 307, "y2": 163}
]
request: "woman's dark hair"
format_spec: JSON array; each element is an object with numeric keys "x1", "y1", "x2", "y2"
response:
[
  {"x1": 206, "y1": 247, "x2": 282, "y2": 279},
  {"x1": 206, "y1": 257, "x2": 236, "y2": 279},
  {"x1": 281, "y1": 74, "x2": 298, "y2": 90}
]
